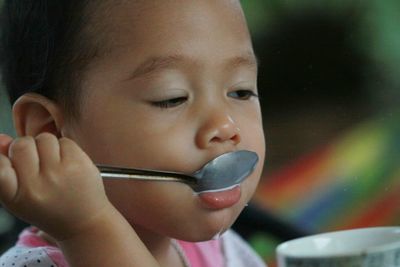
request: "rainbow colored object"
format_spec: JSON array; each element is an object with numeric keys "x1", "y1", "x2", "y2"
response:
[
  {"x1": 250, "y1": 112, "x2": 400, "y2": 266},
  {"x1": 255, "y1": 111, "x2": 400, "y2": 234}
]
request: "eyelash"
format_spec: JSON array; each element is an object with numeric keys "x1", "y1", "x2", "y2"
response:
[
  {"x1": 151, "y1": 97, "x2": 188, "y2": 109},
  {"x1": 151, "y1": 90, "x2": 258, "y2": 109},
  {"x1": 228, "y1": 89, "x2": 259, "y2": 100}
]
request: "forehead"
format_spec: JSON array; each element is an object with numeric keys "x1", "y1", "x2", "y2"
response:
[{"x1": 94, "y1": 0, "x2": 254, "y2": 64}]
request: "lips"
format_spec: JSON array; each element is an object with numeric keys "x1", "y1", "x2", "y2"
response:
[{"x1": 198, "y1": 185, "x2": 241, "y2": 210}]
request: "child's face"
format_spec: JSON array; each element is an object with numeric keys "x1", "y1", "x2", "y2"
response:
[{"x1": 64, "y1": 0, "x2": 265, "y2": 241}]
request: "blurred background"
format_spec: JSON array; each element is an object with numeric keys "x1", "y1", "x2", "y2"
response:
[
  {"x1": 235, "y1": 1, "x2": 400, "y2": 266},
  {"x1": 1, "y1": 1, "x2": 400, "y2": 266}
]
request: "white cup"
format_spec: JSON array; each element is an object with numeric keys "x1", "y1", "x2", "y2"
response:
[{"x1": 276, "y1": 227, "x2": 400, "y2": 267}]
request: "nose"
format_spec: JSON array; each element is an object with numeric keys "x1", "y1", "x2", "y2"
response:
[{"x1": 195, "y1": 109, "x2": 241, "y2": 149}]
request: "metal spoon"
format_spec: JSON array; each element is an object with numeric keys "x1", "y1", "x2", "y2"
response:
[{"x1": 98, "y1": 150, "x2": 259, "y2": 193}]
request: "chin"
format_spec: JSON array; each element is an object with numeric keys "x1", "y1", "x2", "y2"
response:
[{"x1": 184, "y1": 205, "x2": 243, "y2": 242}]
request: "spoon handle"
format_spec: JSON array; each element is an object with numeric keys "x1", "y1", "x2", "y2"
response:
[{"x1": 97, "y1": 164, "x2": 197, "y2": 184}]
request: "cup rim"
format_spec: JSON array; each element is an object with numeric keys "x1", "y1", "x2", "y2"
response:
[{"x1": 276, "y1": 226, "x2": 400, "y2": 258}]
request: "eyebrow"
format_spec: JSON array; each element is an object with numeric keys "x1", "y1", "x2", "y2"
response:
[
  {"x1": 127, "y1": 53, "x2": 258, "y2": 81},
  {"x1": 226, "y1": 53, "x2": 259, "y2": 70}
]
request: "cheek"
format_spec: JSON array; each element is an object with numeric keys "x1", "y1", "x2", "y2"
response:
[
  {"x1": 71, "y1": 117, "x2": 196, "y2": 172},
  {"x1": 240, "y1": 114, "x2": 265, "y2": 160},
  {"x1": 236, "y1": 103, "x2": 265, "y2": 146},
  {"x1": 241, "y1": 121, "x2": 266, "y2": 188}
]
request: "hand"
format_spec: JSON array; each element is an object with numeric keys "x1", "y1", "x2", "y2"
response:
[{"x1": 0, "y1": 133, "x2": 113, "y2": 241}]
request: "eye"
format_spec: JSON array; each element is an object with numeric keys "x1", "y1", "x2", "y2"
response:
[
  {"x1": 228, "y1": 89, "x2": 259, "y2": 100},
  {"x1": 151, "y1": 96, "x2": 188, "y2": 109}
]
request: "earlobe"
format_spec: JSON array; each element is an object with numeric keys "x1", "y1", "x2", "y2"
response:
[{"x1": 12, "y1": 93, "x2": 64, "y2": 137}]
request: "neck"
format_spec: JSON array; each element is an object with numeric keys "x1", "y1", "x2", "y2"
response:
[{"x1": 132, "y1": 223, "x2": 186, "y2": 267}]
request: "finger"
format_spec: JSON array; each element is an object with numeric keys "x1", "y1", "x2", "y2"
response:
[
  {"x1": 8, "y1": 136, "x2": 40, "y2": 179},
  {"x1": 0, "y1": 154, "x2": 18, "y2": 204},
  {"x1": 35, "y1": 133, "x2": 61, "y2": 170},
  {"x1": 59, "y1": 137, "x2": 97, "y2": 173},
  {"x1": 59, "y1": 137, "x2": 87, "y2": 163},
  {"x1": 0, "y1": 134, "x2": 13, "y2": 156}
]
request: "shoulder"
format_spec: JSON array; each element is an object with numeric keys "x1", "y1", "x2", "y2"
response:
[
  {"x1": 221, "y1": 229, "x2": 267, "y2": 267},
  {"x1": 0, "y1": 227, "x2": 68, "y2": 267},
  {"x1": 0, "y1": 245, "x2": 58, "y2": 267}
]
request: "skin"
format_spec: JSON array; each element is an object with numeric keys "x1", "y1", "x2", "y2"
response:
[{"x1": 0, "y1": 1, "x2": 265, "y2": 266}]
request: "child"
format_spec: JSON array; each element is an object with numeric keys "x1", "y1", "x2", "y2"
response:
[{"x1": 0, "y1": 0, "x2": 266, "y2": 266}]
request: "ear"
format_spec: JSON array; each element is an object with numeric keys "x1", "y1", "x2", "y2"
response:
[{"x1": 12, "y1": 93, "x2": 65, "y2": 137}]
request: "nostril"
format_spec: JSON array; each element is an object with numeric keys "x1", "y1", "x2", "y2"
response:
[
  {"x1": 231, "y1": 133, "x2": 241, "y2": 144},
  {"x1": 210, "y1": 132, "x2": 240, "y2": 145}
]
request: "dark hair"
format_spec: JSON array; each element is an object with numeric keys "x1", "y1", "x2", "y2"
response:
[{"x1": 0, "y1": 0, "x2": 105, "y2": 119}]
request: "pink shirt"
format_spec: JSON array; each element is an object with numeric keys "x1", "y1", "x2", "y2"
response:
[
  {"x1": 179, "y1": 239, "x2": 223, "y2": 267},
  {"x1": 0, "y1": 227, "x2": 265, "y2": 267},
  {"x1": 1, "y1": 227, "x2": 224, "y2": 267}
]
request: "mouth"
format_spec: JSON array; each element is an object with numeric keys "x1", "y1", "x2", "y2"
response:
[{"x1": 197, "y1": 184, "x2": 242, "y2": 210}]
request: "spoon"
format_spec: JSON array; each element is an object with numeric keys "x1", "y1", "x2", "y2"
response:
[{"x1": 98, "y1": 150, "x2": 259, "y2": 193}]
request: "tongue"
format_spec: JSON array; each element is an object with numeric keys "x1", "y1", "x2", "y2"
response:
[{"x1": 198, "y1": 185, "x2": 241, "y2": 210}]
